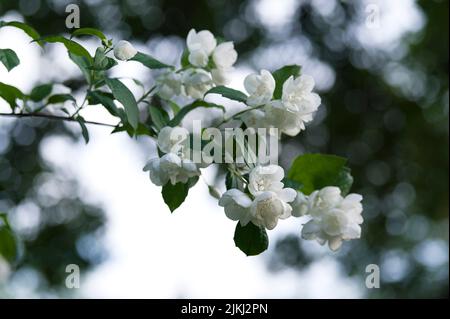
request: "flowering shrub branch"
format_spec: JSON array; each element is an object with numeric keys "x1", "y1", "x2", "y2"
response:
[{"x1": 0, "y1": 21, "x2": 364, "y2": 258}]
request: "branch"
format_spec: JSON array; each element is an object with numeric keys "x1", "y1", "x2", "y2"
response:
[{"x1": 0, "y1": 112, "x2": 117, "y2": 128}]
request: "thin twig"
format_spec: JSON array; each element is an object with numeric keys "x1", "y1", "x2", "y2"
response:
[{"x1": 0, "y1": 112, "x2": 117, "y2": 128}]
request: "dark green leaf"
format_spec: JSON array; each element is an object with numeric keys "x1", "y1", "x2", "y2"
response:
[
  {"x1": 91, "y1": 47, "x2": 117, "y2": 71},
  {"x1": 272, "y1": 64, "x2": 301, "y2": 99},
  {"x1": 205, "y1": 86, "x2": 248, "y2": 103},
  {"x1": 130, "y1": 52, "x2": 172, "y2": 69},
  {"x1": 162, "y1": 182, "x2": 190, "y2": 212},
  {"x1": 180, "y1": 48, "x2": 190, "y2": 68},
  {"x1": 88, "y1": 90, "x2": 125, "y2": 120},
  {"x1": 0, "y1": 48, "x2": 20, "y2": 72},
  {"x1": 47, "y1": 94, "x2": 76, "y2": 104},
  {"x1": 0, "y1": 212, "x2": 19, "y2": 263},
  {"x1": 71, "y1": 27, "x2": 107, "y2": 42},
  {"x1": 0, "y1": 81, "x2": 24, "y2": 110},
  {"x1": 106, "y1": 78, "x2": 139, "y2": 129},
  {"x1": 76, "y1": 116, "x2": 90, "y2": 144},
  {"x1": 334, "y1": 167, "x2": 354, "y2": 196},
  {"x1": 234, "y1": 222, "x2": 269, "y2": 256},
  {"x1": 69, "y1": 52, "x2": 93, "y2": 84},
  {"x1": 149, "y1": 106, "x2": 169, "y2": 130},
  {"x1": 287, "y1": 153, "x2": 353, "y2": 195},
  {"x1": 0, "y1": 21, "x2": 43, "y2": 46},
  {"x1": 42, "y1": 36, "x2": 93, "y2": 62},
  {"x1": 29, "y1": 84, "x2": 52, "y2": 102},
  {"x1": 168, "y1": 100, "x2": 225, "y2": 127}
]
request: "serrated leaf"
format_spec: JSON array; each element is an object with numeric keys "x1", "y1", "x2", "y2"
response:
[
  {"x1": 205, "y1": 86, "x2": 248, "y2": 103},
  {"x1": 287, "y1": 153, "x2": 353, "y2": 195},
  {"x1": 0, "y1": 81, "x2": 24, "y2": 110},
  {"x1": 168, "y1": 100, "x2": 225, "y2": 127},
  {"x1": 106, "y1": 78, "x2": 139, "y2": 129},
  {"x1": 130, "y1": 52, "x2": 172, "y2": 69},
  {"x1": 272, "y1": 64, "x2": 301, "y2": 100},
  {"x1": 0, "y1": 48, "x2": 20, "y2": 72},
  {"x1": 76, "y1": 116, "x2": 90, "y2": 144},
  {"x1": 29, "y1": 83, "x2": 52, "y2": 102},
  {"x1": 234, "y1": 222, "x2": 269, "y2": 256},
  {"x1": 0, "y1": 21, "x2": 43, "y2": 46}
]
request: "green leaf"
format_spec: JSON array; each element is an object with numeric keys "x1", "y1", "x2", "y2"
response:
[
  {"x1": 47, "y1": 94, "x2": 76, "y2": 104},
  {"x1": 130, "y1": 52, "x2": 172, "y2": 69},
  {"x1": 42, "y1": 36, "x2": 93, "y2": 62},
  {"x1": 76, "y1": 116, "x2": 90, "y2": 144},
  {"x1": 234, "y1": 222, "x2": 269, "y2": 256},
  {"x1": 0, "y1": 213, "x2": 19, "y2": 263},
  {"x1": 0, "y1": 48, "x2": 20, "y2": 72},
  {"x1": 168, "y1": 100, "x2": 225, "y2": 127},
  {"x1": 29, "y1": 83, "x2": 52, "y2": 102},
  {"x1": 180, "y1": 48, "x2": 190, "y2": 68},
  {"x1": 272, "y1": 64, "x2": 301, "y2": 100},
  {"x1": 0, "y1": 20, "x2": 43, "y2": 46},
  {"x1": 91, "y1": 47, "x2": 117, "y2": 71},
  {"x1": 88, "y1": 91, "x2": 126, "y2": 121},
  {"x1": 0, "y1": 82, "x2": 24, "y2": 110},
  {"x1": 106, "y1": 78, "x2": 139, "y2": 129},
  {"x1": 149, "y1": 105, "x2": 169, "y2": 131},
  {"x1": 162, "y1": 182, "x2": 190, "y2": 212},
  {"x1": 71, "y1": 27, "x2": 107, "y2": 42},
  {"x1": 287, "y1": 153, "x2": 354, "y2": 195},
  {"x1": 205, "y1": 86, "x2": 248, "y2": 103},
  {"x1": 334, "y1": 167, "x2": 354, "y2": 196},
  {"x1": 69, "y1": 52, "x2": 93, "y2": 84}
]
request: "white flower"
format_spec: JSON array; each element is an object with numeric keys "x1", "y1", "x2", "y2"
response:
[
  {"x1": 241, "y1": 108, "x2": 267, "y2": 130},
  {"x1": 186, "y1": 29, "x2": 216, "y2": 67},
  {"x1": 143, "y1": 153, "x2": 200, "y2": 186},
  {"x1": 188, "y1": 49, "x2": 209, "y2": 67},
  {"x1": 291, "y1": 191, "x2": 309, "y2": 217},
  {"x1": 264, "y1": 100, "x2": 314, "y2": 137},
  {"x1": 156, "y1": 72, "x2": 182, "y2": 100},
  {"x1": 248, "y1": 164, "x2": 284, "y2": 196},
  {"x1": 157, "y1": 126, "x2": 190, "y2": 155},
  {"x1": 211, "y1": 68, "x2": 231, "y2": 85},
  {"x1": 301, "y1": 186, "x2": 364, "y2": 251},
  {"x1": 182, "y1": 68, "x2": 214, "y2": 99},
  {"x1": 187, "y1": 29, "x2": 217, "y2": 56},
  {"x1": 251, "y1": 189, "x2": 296, "y2": 230},
  {"x1": 244, "y1": 70, "x2": 276, "y2": 106},
  {"x1": 219, "y1": 165, "x2": 296, "y2": 230},
  {"x1": 218, "y1": 189, "x2": 253, "y2": 226},
  {"x1": 282, "y1": 74, "x2": 321, "y2": 113},
  {"x1": 113, "y1": 40, "x2": 138, "y2": 61},
  {"x1": 213, "y1": 42, "x2": 237, "y2": 69}
]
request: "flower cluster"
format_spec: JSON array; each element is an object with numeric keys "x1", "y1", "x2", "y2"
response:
[
  {"x1": 219, "y1": 165, "x2": 297, "y2": 230},
  {"x1": 242, "y1": 70, "x2": 321, "y2": 137},
  {"x1": 143, "y1": 126, "x2": 202, "y2": 186},
  {"x1": 0, "y1": 21, "x2": 365, "y2": 258},
  {"x1": 114, "y1": 28, "x2": 363, "y2": 253},
  {"x1": 294, "y1": 186, "x2": 364, "y2": 251}
]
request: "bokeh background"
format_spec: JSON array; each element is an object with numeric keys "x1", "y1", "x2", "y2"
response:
[{"x1": 0, "y1": 0, "x2": 448, "y2": 298}]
